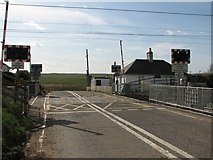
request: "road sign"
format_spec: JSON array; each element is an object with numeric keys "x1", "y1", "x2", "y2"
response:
[
  {"x1": 172, "y1": 64, "x2": 188, "y2": 73},
  {"x1": 12, "y1": 61, "x2": 24, "y2": 69},
  {"x1": 4, "y1": 45, "x2": 31, "y2": 62}
]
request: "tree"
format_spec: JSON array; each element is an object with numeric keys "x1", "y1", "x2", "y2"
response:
[{"x1": 16, "y1": 70, "x2": 31, "y2": 81}]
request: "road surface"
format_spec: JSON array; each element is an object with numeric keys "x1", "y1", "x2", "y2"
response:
[{"x1": 25, "y1": 91, "x2": 212, "y2": 159}]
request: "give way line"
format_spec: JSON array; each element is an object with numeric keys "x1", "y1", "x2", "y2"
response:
[{"x1": 68, "y1": 91, "x2": 196, "y2": 159}]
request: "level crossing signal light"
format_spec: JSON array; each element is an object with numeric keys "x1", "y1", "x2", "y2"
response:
[
  {"x1": 4, "y1": 45, "x2": 31, "y2": 62},
  {"x1": 111, "y1": 65, "x2": 121, "y2": 73},
  {"x1": 171, "y1": 49, "x2": 190, "y2": 64}
]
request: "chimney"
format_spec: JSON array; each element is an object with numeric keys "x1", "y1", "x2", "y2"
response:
[{"x1": 147, "y1": 48, "x2": 153, "y2": 62}]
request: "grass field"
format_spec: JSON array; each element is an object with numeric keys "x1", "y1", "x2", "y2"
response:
[
  {"x1": 40, "y1": 73, "x2": 87, "y2": 85},
  {"x1": 40, "y1": 73, "x2": 112, "y2": 91}
]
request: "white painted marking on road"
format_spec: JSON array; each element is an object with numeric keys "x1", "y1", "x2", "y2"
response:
[
  {"x1": 86, "y1": 103, "x2": 177, "y2": 159},
  {"x1": 128, "y1": 108, "x2": 138, "y2": 111},
  {"x1": 70, "y1": 91, "x2": 195, "y2": 159},
  {"x1": 39, "y1": 94, "x2": 49, "y2": 152},
  {"x1": 73, "y1": 103, "x2": 85, "y2": 111},
  {"x1": 112, "y1": 109, "x2": 122, "y2": 112},
  {"x1": 156, "y1": 107, "x2": 166, "y2": 110},
  {"x1": 30, "y1": 96, "x2": 38, "y2": 105},
  {"x1": 53, "y1": 104, "x2": 70, "y2": 111},
  {"x1": 103, "y1": 103, "x2": 113, "y2": 109},
  {"x1": 47, "y1": 110, "x2": 97, "y2": 115},
  {"x1": 142, "y1": 108, "x2": 153, "y2": 111},
  {"x1": 163, "y1": 109, "x2": 197, "y2": 119},
  {"x1": 133, "y1": 102, "x2": 154, "y2": 109},
  {"x1": 92, "y1": 104, "x2": 195, "y2": 159},
  {"x1": 70, "y1": 92, "x2": 177, "y2": 159}
]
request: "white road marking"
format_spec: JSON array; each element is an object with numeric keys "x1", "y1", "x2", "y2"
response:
[
  {"x1": 163, "y1": 109, "x2": 197, "y2": 119},
  {"x1": 142, "y1": 108, "x2": 153, "y2": 111},
  {"x1": 53, "y1": 104, "x2": 70, "y2": 111},
  {"x1": 86, "y1": 104, "x2": 176, "y2": 158},
  {"x1": 38, "y1": 94, "x2": 49, "y2": 152},
  {"x1": 47, "y1": 110, "x2": 97, "y2": 115},
  {"x1": 128, "y1": 108, "x2": 138, "y2": 111},
  {"x1": 70, "y1": 91, "x2": 195, "y2": 159},
  {"x1": 133, "y1": 102, "x2": 153, "y2": 108},
  {"x1": 103, "y1": 103, "x2": 113, "y2": 109},
  {"x1": 30, "y1": 96, "x2": 38, "y2": 105},
  {"x1": 156, "y1": 107, "x2": 166, "y2": 110},
  {"x1": 112, "y1": 109, "x2": 122, "y2": 112},
  {"x1": 73, "y1": 104, "x2": 85, "y2": 111}
]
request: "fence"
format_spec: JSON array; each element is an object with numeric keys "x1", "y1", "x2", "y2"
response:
[
  {"x1": 149, "y1": 84, "x2": 213, "y2": 114},
  {"x1": 114, "y1": 77, "x2": 174, "y2": 100},
  {"x1": 2, "y1": 72, "x2": 29, "y2": 116}
]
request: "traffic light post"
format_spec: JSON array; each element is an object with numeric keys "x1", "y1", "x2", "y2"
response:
[
  {"x1": 111, "y1": 62, "x2": 121, "y2": 94},
  {"x1": 171, "y1": 49, "x2": 190, "y2": 86}
]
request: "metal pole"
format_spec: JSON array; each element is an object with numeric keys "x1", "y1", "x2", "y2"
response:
[{"x1": 1, "y1": 1, "x2": 9, "y2": 70}]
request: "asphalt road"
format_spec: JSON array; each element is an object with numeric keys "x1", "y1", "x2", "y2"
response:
[{"x1": 27, "y1": 91, "x2": 212, "y2": 159}]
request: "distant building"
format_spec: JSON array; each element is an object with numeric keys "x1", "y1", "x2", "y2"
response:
[
  {"x1": 114, "y1": 48, "x2": 174, "y2": 94},
  {"x1": 91, "y1": 77, "x2": 111, "y2": 91}
]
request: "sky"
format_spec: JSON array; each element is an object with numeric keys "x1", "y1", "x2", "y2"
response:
[{"x1": 0, "y1": 1, "x2": 212, "y2": 74}]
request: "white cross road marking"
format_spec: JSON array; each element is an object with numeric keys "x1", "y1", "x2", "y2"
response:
[
  {"x1": 103, "y1": 103, "x2": 113, "y2": 109},
  {"x1": 53, "y1": 104, "x2": 70, "y2": 111},
  {"x1": 73, "y1": 104, "x2": 86, "y2": 111},
  {"x1": 70, "y1": 91, "x2": 196, "y2": 159}
]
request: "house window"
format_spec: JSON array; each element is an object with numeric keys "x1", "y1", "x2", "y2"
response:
[{"x1": 96, "y1": 80, "x2": 101, "y2": 86}]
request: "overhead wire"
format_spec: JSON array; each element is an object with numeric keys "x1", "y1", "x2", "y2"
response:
[
  {"x1": 5, "y1": 3, "x2": 212, "y2": 17},
  {"x1": 0, "y1": 2, "x2": 211, "y2": 17},
  {"x1": 7, "y1": 20, "x2": 212, "y2": 34},
  {"x1": 1, "y1": 28, "x2": 210, "y2": 38}
]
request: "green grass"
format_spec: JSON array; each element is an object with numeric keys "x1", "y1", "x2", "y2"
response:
[
  {"x1": 39, "y1": 73, "x2": 112, "y2": 91},
  {"x1": 40, "y1": 73, "x2": 87, "y2": 85},
  {"x1": 2, "y1": 96, "x2": 33, "y2": 159}
]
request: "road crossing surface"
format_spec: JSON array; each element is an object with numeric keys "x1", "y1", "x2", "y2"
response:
[{"x1": 26, "y1": 91, "x2": 212, "y2": 159}]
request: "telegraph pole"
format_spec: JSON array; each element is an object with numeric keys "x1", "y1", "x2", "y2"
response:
[
  {"x1": 86, "y1": 49, "x2": 90, "y2": 86},
  {"x1": 120, "y1": 40, "x2": 125, "y2": 74},
  {"x1": 1, "y1": 1, "x2": 9, "y2": 70}
]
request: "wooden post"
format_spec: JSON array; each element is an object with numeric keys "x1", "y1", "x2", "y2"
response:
[{"x1": 23, "y1": 81, "x2": 28, "y2": 116}]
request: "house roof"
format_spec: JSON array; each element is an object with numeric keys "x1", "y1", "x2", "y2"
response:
[{"x1": 124, "y1": 59, "x2": 172, "y2": 75}]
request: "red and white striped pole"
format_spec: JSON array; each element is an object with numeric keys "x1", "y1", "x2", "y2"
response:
[{"x1": 1, "y1": 1, "x2": 9, "y2": 70}]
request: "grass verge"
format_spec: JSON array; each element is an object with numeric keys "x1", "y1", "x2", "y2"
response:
[{"x1": 2, "y1": 96, "x2": 33, "y2": 160}]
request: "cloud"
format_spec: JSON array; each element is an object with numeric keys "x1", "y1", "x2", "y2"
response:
[
  {"x1": 23, "y1": 21, "x2": 45, "y2": 30},
  {"x1": 150, "y1": 42, "x2": 186, "y2": 58},
  {"x1": 14, "y1": 41, "x2": 44, "y2": 47},
  {"x1": 166, "y1": 30, "x2": 189, "y2": 36},
  {"x1": 166, "y1": 30, "x2": 174, "y2": 35},
  {"x1": 9, "y1": 5, "x2": 107, "y2": 25}
]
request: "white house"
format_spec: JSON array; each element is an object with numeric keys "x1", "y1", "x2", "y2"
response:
[{"x1": 114, "y1": 48, "x2": 174, "y2": 94}]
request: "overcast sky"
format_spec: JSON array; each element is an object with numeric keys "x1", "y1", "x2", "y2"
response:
[{"x1": 0, "y1": 1, "x2": 212, "y2": 73}]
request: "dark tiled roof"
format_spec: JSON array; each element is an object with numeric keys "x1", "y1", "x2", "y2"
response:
[{"x1": 124, "y1": 59, "x2": 172, "y2": 75}]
